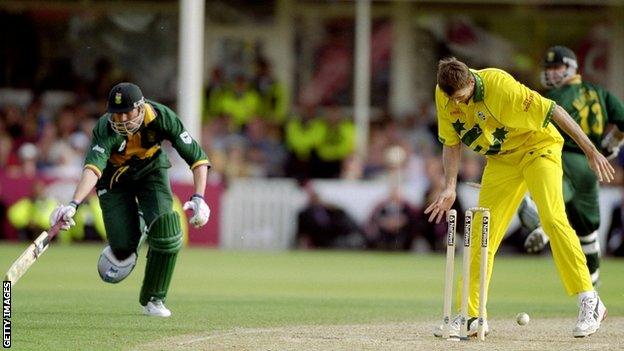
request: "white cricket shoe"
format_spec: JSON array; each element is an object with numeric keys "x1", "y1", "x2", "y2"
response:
[
  {"x1": 143, "y1": 299, "x2": 172, "y2": 317},
  {"x1": 433, "y1": 315, "x2": 489, "y2": 338},
  {"x1": 573, "y1": 293, "x2": 607, "y2": 338},
  {"x1": 433, "y1": 314, "x2": 461, "y2": 338},
  {"x1": 524, "y1": 227, "x2": 549, "y2": 254}
]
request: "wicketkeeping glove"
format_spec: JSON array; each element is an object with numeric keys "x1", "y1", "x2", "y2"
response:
[
  {"x1": 49, "y1": 201, "x2": 79, "y2": 230},
  {"x1": 183, "y1": 194, "x2": 210, "y2": 228}
]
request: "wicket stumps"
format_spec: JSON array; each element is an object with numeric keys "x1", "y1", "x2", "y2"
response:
[{"x1": 441, "y1": 207, "x2": 490, "y2": 341}]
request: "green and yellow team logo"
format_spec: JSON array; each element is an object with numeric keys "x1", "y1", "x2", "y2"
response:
[
  {"x1": 115, "y1": 92, "x2": 123, "y2": 104},
  {"x1": 547, "y1": 51, "x2": 555, "y2": 63}
]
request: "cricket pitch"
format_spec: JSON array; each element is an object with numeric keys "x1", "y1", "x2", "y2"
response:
[{"x1": 133, "y1": 317, "x2": 624, "y2": 351}]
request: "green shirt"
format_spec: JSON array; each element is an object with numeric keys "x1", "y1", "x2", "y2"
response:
[
  {"x1": 546, "y1": 76, "x2": 624, "y2": 153},
  {"x1": 84, "y1": 100, "x2": 210, "y2": 189}
]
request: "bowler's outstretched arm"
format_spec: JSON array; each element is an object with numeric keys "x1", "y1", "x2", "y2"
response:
[{"x1": 425, "y1": 143, "x2": 462, "y2": 223}]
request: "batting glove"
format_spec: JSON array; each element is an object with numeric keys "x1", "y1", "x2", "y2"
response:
[
  {"x1": 49, "y1": 201, "x2": 79, "y2": 230},
  {"x1": 183, "y1": 194, "x2": 210, "y2": 228}
]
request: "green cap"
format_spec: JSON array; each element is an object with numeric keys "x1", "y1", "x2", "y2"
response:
[{"x1": 107, "y1": 82, "x2": 144, "y2": 113}]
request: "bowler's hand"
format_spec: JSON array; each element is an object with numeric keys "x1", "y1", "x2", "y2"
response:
[
  {"x1": 587, "y1": 149, "x2": 615, "y2": 183},
  {"x1": 424, "y1": 188, "x2": 456, "y2": 224},
  {"x1": 183, "y1": 194, "x2": 210, "y2": 228},
  {"x1": 49, "y1": 202, "x2": 78, "y2": 231}
]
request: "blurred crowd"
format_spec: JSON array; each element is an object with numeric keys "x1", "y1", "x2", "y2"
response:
[
  {"x1": 201, "y1": 59, "x2": 444, "y2": 184},
  {"x1": 2, "y1": 56, "x2": 624, "y2": 255},
  {"x1": 0, "y1": 55, "x2": 484, "y2": 186}
]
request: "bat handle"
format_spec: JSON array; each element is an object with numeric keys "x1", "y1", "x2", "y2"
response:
[{"x1": 48, "y1": 221, "x2": 64, "y2": 240}]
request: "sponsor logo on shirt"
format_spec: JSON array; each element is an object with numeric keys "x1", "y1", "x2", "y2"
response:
[
  {"x1": 145, "y1": 130, "x2": 156, "y2": 143},
  {"x1": 180, "y1": 131, "x2": 192, "y2": 144},
  {"x1": 118, "y1": 140, "x2": 126, "y2": 152},
  {"x1": 523, "y1": 93, "x2": 534, "y2": 112},
  {"x1": 92, "y1": 145, "x2": 105, "y2": 154}
]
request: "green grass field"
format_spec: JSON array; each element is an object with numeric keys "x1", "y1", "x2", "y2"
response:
[{"x1": 1, "y1": 243, "x2": 623, "y2": 350}]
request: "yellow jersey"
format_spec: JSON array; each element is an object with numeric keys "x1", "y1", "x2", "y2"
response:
[{"x1": 435, "y1": 68, "x2": 563, "y2": 156}]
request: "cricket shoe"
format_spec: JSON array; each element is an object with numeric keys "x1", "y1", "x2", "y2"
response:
[
  {"x1": 573, "y1": 293, "x2": 607, "y2": 338},
  {"x1": 433, "y1": 315, "x2": 490, "y2": 338},
  {"x1": 524, "y1": 227, "x2": 549, "y2": 254},
  {"x1": 143, "y1": 298, "x2": 172, "y2": 317}
]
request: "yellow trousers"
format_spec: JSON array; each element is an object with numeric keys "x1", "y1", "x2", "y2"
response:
[{"x1": 460, "y1": 143, "x2": 592, "y2": 317}]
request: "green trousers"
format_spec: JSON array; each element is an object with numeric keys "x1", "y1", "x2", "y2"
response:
[
  {"x1": 562, "y1": 151, "x2": 601, "y2": 284},
  {"x1": 97, "y1": 167, "x2": 174, "y2": 258},
  {"x1": 562, "y1": 152, "x2": 600, "y2": 236}
]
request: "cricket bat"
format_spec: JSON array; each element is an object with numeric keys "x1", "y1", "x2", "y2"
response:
[{"x1": 4, "y1": 222, "x2": 62, "y2": 285}]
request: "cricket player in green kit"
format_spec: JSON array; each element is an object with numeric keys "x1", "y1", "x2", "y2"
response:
[
  {"x1": 49, "y1": 82, "x2": 211, "y2": 317},
  {"x1": 520, "y1": 46, "x2": 624, "y2": 287}
]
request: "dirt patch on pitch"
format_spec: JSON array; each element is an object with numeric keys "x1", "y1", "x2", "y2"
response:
[{"x1": 132, "y1": 317, "x2": 624, "y2": 351}]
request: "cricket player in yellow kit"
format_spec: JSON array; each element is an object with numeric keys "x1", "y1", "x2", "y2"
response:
[{"x1": 427, "y1": 58, "x2": 613, "y2": 338}]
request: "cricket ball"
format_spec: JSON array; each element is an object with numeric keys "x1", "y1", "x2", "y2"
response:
[{"x1": 516, "y1": 312, "x2": 530, "y2": 326}]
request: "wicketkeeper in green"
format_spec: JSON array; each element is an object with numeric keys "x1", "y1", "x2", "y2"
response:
[
  {"x1": 49, "y1": 82, "x2": 211, "y2": 317},
  {"x1": 519, "y1": 46, "x2": 624, "y2": 286}
]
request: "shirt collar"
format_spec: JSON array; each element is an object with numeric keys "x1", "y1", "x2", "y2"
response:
[
  {"x1": 568, "y1": 74, "x2": 582, "y2": 85},
  {"x1": 143, "y1": 102, "x2": 157, "y2": 125},
  {"x1": 471, "y1": 70, "x2": 485, "y2": 103}
]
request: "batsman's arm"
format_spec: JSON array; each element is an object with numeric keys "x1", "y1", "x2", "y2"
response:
[
  {"x1": 551, "y1": 104, "x2": 615, "y2": 182},
  {"x1": 190, "y1": 164, "x2": 208, "y2": 197},
  {"x1": 71, "y1": 168, "x2": 100, "y2": 203}
]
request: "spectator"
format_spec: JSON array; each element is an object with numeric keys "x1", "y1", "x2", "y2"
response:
[
  {"x1": 0, "y1": 114, "x2": 13, "y2": 168},
  {"x1": 222, "y1": 137, "x2": 252, "y2": 180},
  {"x1": 284, "y1": 105, "x2": 325, "y2": 180},
  {"x1": 414, "y1": 157, "x2": 464, "y2": 252},
  {"x1": 364, "y1": 187, "x2": 418, "y2": 251},
  {"x1": 43, "y1": 106, "x2": 83, "y2": 179},
  {"x1": 295, "y1": 184, "x2": 364, "y2": 249},
  {"x1": 36, "y1": 119, "x2": 58, "y2": 169},
  {"x1": 220, "y1": 74, "x2": 261, "y2": 131},
  {"x1": 2, "y1": 105, "x2": 24, "y2": 168},
  {"x1": 403, "y1": 102, "x2": 438, "y2": 156},
  {"x1": 254, "y1": 58, "x2": 287, "y2": 125},
  {"x1": 312, "y1": 106, "x2": 355, "y2": 178},
  {"x1": 13, "y1": 142, "x2": 38, "y2": 178},
  {"x1": 245, "y1": 117, "x2": 286, "y2": 177},
  {"x1": 6, "y1": 180, "x2": 56, "y2": 240},
  {"x1": 362, "y1": 120, "x2": 389, "y2": 179},
  {"x1": 204, "y1": 67, "x2": 226, "y2": 121}
]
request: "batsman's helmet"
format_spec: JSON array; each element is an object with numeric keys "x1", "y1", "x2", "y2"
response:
[
  {"x1": 543, "y1": 45, "x2": 577, "y2": 68},
  {"x1": 107, "y1": 82, "x2": 144, "y2": 113},
  {"x1": 106, "y1": 82, "x2": 146, "y2": 135},
  {"x1": 540, "y1": 46, "x2": 578, "y2": 89},
  {"x1": 97, "y1": 246, "x2": 137, "y2": 283}
]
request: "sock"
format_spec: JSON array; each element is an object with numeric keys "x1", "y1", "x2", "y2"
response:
[{"x1": 578, "y1": 290, "x2": 596, "y2": 304}]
